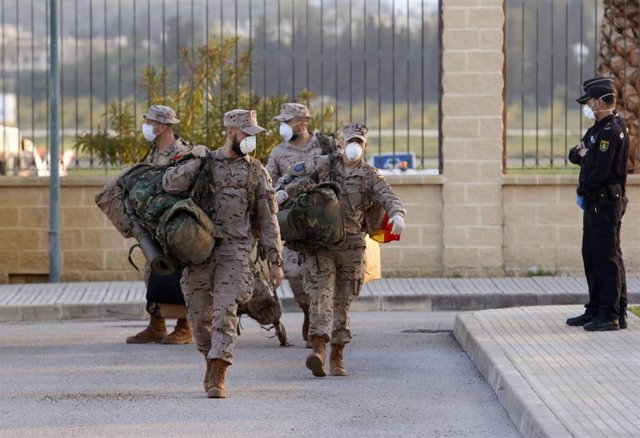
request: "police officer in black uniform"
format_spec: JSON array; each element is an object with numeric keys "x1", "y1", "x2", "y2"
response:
[{"x1": 566, "y1": 77, "x2": 629, "y2": 331}]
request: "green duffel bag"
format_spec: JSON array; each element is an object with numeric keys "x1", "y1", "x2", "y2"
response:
[
  {"x1": 278, "y1": 182, "x2": 345, "y2": 252},
  {"x1": 157, "y1": 198, "x2": 218, "y2": 266}
]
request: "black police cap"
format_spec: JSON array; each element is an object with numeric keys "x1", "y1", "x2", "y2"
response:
[
  {"x1": 582, "y1": 77, "x2": 614, "y2": 91},
  {"x1": 576, "y1": 83, "x2": 615, "y2": 104}
]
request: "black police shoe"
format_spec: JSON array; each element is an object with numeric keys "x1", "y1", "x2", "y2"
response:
[
  {"x1": 565, "y1": 313, "x2": 594, "y2": 326},
  {"x1": 583, "y1": 317, "x2": 620, "y2": 332},
  {"x1": 619, "y1": 312, "x2": 627, "y2": 329}
]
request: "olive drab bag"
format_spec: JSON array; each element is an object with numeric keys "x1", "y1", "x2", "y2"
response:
[
  {"x1": 237, "y1": 247, "x2": 288, "y2": 346},
  {"x1": 277, "y1": 182, "x2": 345, "y2": 252},
  {"x1": 110, "y1": 158, "x2": 217, "y2": 267}
]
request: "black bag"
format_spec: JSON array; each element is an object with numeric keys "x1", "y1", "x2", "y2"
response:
[{"x1": 146, "y1": 270, "x2": 185, "y2": 305}]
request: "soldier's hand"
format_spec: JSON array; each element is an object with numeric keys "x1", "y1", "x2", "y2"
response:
[
  {"x1": 192, "y1": 145, "x2": 208, "y2": 158},
  {"x1": 275, "y1": 190, "x2": 289, "y2": 205},
  {"x1": 269, "y1": 265, "x2": 284, "y2": 289},
  {"x1": 389, "y1": 214, "x2": 405, "y2": 235}
]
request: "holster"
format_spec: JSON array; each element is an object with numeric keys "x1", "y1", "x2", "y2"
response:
[{"x1": 585, "y1": 184, "x2": 623, "y2": 207}]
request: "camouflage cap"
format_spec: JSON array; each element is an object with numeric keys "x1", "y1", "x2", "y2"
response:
[
  {"x1": 143, "y1": 105, "x2": 180, "y2": 125},
  {"x1": 273, "y1": 103, "x2": 311, "y2": 122},
  {"x1": 224, "y1": 109, "x2": 266, "y2": 135},
  {"x1": 342, "y1": 122, "x2": 368, "y2": 142}
]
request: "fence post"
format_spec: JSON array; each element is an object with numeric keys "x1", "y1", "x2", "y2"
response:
[{"x1": 48, "y1": 0, "x2": 61, "y2": 282}]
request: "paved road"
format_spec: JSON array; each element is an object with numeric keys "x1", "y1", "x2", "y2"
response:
[{"x1": 1, "y1": 311, "x2": 520, "y2": 438}]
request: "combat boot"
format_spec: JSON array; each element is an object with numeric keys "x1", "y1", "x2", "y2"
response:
[
  {"x1": 584, "y1": 315, "x2": 620, "y2": 332},
  {"x1": 565, "y1": 313, "x2": 595, "y2": 327},
  {"x1": 305, "y1": 336, "x2": 327, "y2": 377},
  {"x1": 207, "y1": 359, "x2": 229, "y2": 398},
  {"x1": 619, "y1": 311, "x2": 628, "y2": 329},
  {"x1": 161, "y1": 318, "x2": 193, "y2": 344},
  {"x1": 204, "y1": 358, "x2": 213, "y2": 391},
  {"x1": 125, "y1": 315, "x2": 168, "y2": 344},
  {"x1": 329, "y1": 344, "x2": 347, "y2": 376}
]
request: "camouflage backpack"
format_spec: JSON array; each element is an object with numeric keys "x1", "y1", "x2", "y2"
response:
[
  {"x1": 119, "y1": 159, "x2": 218, "y2": 267},
  {"x1": 277, "y1": 182, "x2": 345, "y2": 253}
]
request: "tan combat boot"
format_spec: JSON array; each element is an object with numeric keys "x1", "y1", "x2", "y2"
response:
[
  {"x1": 125, "y1": 315, "x2": 168, "y2": 344},
  {"x1": 161, "y1": 318, "x2": 193, "y2": 344},
  {"x1": 207, "y1": 359, "x2": 229, "y2": 398},
  {"x1": 300, "y1": 304, "x2": 312, "y2": 348},
  {"x1": 330, "y1": 344, "x2": 347, "y2": 376},
  {"x1": 203, "y1": 358, "x2": 213, "y2": 391},
  {"x1": 305, "y1": 336, "x2": 327, "y2": 377}
]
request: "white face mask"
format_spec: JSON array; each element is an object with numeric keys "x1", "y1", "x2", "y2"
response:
[
  {"x1": 142, "y1": 123, "x2": 157, "y2": 142},
  {"x1": 239, "y1": 135, "x2": 257, "y2": 155},
  {"x1": 345, "y1": 142, "x2": 363, "y2": 161},
  {"x1": 582, "y1": 104, "x2": 596, "y2": 121},
  {"x1": 279, "y1": 123, "x2": 293, "y2": 142}
]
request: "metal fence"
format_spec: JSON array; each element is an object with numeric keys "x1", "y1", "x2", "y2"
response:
[
  {"x1": 504, "y1": 0, "x2": 609, "y2": 171},
  {"x1": 0, "y1": 0, "x2": 442, "y2": 176}
]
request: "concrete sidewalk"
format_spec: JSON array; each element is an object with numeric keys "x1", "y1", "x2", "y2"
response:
[
  {"x1": 455, "y1": 305, "x2": 640, "y2": 438},
  {"x1": 1, "y1": 276, "x2": 640, "y2": 323}
]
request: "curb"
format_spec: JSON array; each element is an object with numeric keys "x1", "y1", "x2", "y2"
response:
[
  {"x1": 0, "y1": 291, "x2": 615, "y2": 323},
  {"x1": 453, "y1": 312, "x2": 572, "y2": 438}
]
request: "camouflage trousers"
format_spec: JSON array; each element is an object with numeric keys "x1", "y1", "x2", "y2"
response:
[
  {"x1": 180, "y1": 243, "x2": 254, "y2": 364},
  {"x1": 283, "y1": 246, "x2": 309, "y2": 307},
  {"x1": 302, "y1": 246, "x2": 365, "y2": 345}
]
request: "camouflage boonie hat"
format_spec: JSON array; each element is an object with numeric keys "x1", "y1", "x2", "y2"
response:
[
  {"x1": 224, "y1": 109, "x2": 266, "y2": 135},
  {"x1": 342, "y1": 122, "x2": 368, "y2": 142},
  {"x1": 143, "y1": 105, "x2": 180, "y2": 125},
  {"x1": 273, "y1": 103, "x2": 311, "y2": 122}
]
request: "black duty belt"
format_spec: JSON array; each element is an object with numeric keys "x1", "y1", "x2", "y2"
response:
[{"x1": 585, "y1": 184, "x2": 624, "y2": 203}]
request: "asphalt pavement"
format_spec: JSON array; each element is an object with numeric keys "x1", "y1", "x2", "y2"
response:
[
  {"x1": 3, "y1": 277, "x2": 640, "y2": 437},
  {"x1": 0, "y1": 311, "x2": 520, "y2": 438}
]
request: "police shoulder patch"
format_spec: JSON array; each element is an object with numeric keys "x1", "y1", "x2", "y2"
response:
[{"x1": 599, "y1": 140, "x2": 609, "y2": 152}]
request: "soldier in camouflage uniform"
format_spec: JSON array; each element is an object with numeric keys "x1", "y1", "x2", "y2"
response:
[
  {"x1": 126, "y1": 105, "x2": 194, "y2": 346},
  {"x1": 163, "y1": 109, "x2": 284, "y2": 398},
  {"x1": 267, "y1": 103, "x2": 323, "y2": 347},
  {"x1": 276, "y1": 122, "x2": 405, "y2": 378}
]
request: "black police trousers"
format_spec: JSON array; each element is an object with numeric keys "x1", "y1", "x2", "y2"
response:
[{"x1": 581, "y1": 196, "x2": 625, "y2": 320}]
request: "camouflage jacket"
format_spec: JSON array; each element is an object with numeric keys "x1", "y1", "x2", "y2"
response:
[
  {"x1": 277, "y1": 153, "x2": 406, "y2": 247},
  {"x1": 144, "y1": 136, "x2": 193, "y2": 166},
  {"x1": 162, "y1": 148, "x2": 283, "y2": 265},
  {"x1": 266, "y1": 135, "x2": 323, "y2": 183}
]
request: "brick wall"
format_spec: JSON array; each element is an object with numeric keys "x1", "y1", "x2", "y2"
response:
[
  {"x1": 0, "y1": 177, "x2": 145, "y2": 284},
  {"x1": 503, "y1": 175, "x2": 640, "y2": 276},
  {"x1": 1, "y1": 174, "x2": 639, "y2": 282}
]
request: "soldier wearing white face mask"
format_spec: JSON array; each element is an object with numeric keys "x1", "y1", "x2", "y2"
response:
[
  {"x1": 275, "y1": 122, "x2": 406, "y2": 378},
  {"x1": 126, "y1": 105, "x2": 194, "y2": 346},
  {"x1": 162, "y1": 109, "x2": 284, "y2": 398},
  {"x1": 266, "y1": 103, "x2": 324, "y2": 347}
]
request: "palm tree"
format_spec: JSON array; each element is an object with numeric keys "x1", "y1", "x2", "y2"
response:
[{"x1": 597, "y1": 0, "x2": 639, "y2": 173}]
